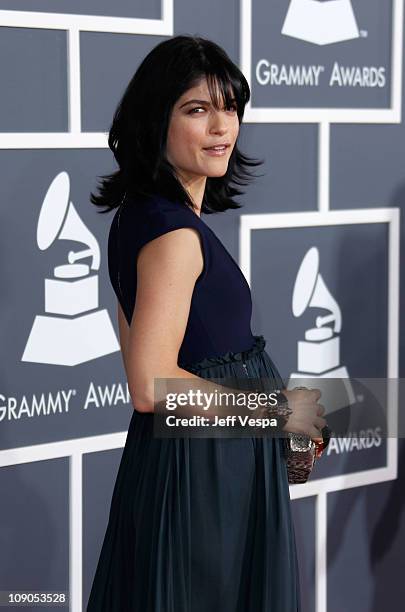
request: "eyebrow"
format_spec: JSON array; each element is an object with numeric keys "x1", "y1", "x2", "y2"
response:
[{"x1": 179, "y1": 97, "x2": 236, "y2": 109}]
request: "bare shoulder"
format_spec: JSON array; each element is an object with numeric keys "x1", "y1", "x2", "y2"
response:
[{"x1": 137, "y1": 225, "x2": 204, "y2": 282}]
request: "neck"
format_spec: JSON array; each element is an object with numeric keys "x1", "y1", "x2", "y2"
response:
[{"x1": 177, "y1": 172, "x2": 206, "y2": 217}]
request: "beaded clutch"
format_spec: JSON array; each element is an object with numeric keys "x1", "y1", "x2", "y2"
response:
[{"x1": 284, "y1": 426, "x2": 332, "y2": 484}]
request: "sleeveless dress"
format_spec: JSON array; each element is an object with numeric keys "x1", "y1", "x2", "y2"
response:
[{"x1": 86, "y1": 194, "x2": 301, "y2": 612}]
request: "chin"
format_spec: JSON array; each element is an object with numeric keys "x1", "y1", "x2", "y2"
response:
[
  {"x1": 205, "y1": 165, "x2": 229, "y2": 178},
  {"x1": 213, "y1": 168, "x2": 229, "y2": 176},
  {"x1": 209, "y1": 171, "x2": 228, "y2": 178}
]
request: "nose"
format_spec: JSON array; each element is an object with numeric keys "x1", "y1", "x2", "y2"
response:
[{"x1": 209, "y1": 110, "x2": 228, "y2": 135}]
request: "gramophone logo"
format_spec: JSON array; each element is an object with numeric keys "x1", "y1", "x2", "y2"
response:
[
  {"x1": 287, "y1": 246, "x2": 356, "y2": 414},
  {"x1": 21, "y1": 171, "x2": 120, "y2": 366},
  {"x1": 282, "y1": 0, "x2": 359, "y2": 45}
]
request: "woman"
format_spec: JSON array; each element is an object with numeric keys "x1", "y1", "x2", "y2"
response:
[{"x1": 86, "y1": 35, "x2": 326, "y2": 611}]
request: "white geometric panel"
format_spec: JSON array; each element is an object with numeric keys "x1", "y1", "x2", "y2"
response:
[
  {"x1": 240, "y1": 0, "x2": 403, "y2": 123},
  {"x1": 239, "y1": 207, "x2": 400, "y2": 612},
  {"x1": 0, "y1": 1, "x2": 173, "y2": 148}
]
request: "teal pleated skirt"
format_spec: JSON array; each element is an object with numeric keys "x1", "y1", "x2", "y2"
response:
[{"x1": 86, "y1": 335, "x2": 301, "y2": 611}]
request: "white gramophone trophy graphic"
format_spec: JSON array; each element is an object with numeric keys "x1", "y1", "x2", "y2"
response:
[
  {"x1": 281, "y1": 0, "x2": 359, "y2": 46},
  {"x1": 287, "y1": 246, "x2": 356, "y2": 414},
  {"x1": 22, "y1": 171, "x2": 120, "y2": 366}
]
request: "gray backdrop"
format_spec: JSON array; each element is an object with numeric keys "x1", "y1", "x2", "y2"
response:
[{"x1": 0, "y1": 1, "x2": 404, "y2": 611}]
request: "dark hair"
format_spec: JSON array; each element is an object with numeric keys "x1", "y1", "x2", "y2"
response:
[{"x1": 90, "y1": 35, "x2": 264, "y2": 215}]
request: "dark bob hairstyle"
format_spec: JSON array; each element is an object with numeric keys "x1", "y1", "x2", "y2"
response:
[{"x1": 90, "y1": 35, "x2": 264, "y2": 215}]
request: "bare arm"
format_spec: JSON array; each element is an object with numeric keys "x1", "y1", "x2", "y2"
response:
[{"x1": 122, "y1": 226, "x2": 203, "y2": 410}]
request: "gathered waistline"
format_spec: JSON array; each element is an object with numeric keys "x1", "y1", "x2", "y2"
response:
[{"x1": 178, "y1": 335, "x2": 266, "y2": 373}]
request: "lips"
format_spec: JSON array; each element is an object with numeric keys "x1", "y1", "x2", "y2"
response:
[{"x1": 203, "y1": 144, "x2": 230, "y2": 150}]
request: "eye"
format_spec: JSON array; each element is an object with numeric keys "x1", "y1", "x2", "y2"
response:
[{"x1": 188, "y1": 104, "x2": 237, "y2": 115}]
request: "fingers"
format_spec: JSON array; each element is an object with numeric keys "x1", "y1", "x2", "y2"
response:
[
  {"x1": 284, "y1": 389, "x2": 328, "y2": 440},
  {"x1": 309, "y1": 425, "x2": 323, "y2": 439},
  {"x1": 314, "y1": 416, "x2": 327, "y2": 430},
  {"x1": 311, "y1": 388, "x2": 322, "y2": 401},
  {"x1": 316, "y1": 403, "x2": 325, "y2": 416}
]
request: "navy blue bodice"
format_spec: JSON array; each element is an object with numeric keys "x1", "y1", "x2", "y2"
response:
[{"x1": 108, "y1": 193, "x2": 255, "y2": 365}]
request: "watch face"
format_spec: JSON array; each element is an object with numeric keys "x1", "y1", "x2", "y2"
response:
[{"x1": 288, "y1": 433, "x2": 315, "y2": 452}]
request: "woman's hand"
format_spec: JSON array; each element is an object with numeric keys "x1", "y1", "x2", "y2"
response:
[{"x1": 280, "y1": 387, "x2": 326, "y2": 441}]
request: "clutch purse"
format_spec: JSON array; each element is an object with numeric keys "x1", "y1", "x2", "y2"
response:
[
  {"x1": 284, "y1": 425, "x2": 332, "y2": 484},
  {"x1": 254, "y1": 385, "x2": 332, "y2": 484}
]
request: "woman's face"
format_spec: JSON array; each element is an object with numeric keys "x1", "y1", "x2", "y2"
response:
[{"x1": 166, "y1": 77, "x2": 240, "y2": 186}]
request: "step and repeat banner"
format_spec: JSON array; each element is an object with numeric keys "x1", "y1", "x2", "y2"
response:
[{"x1": 0, "y1": 2, "x2": 403, "y2": 611}]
